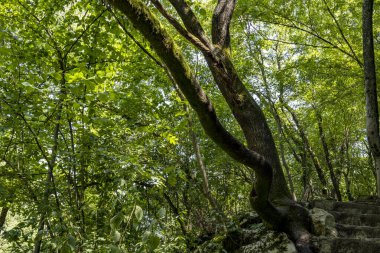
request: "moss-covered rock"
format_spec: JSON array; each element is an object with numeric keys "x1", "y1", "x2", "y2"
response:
[
  {"x1": 193, "y1": 211, "x2": 296, "y2": 253},
  {"x1": 237, "y1": 230, "x2": 297, "y2": 253}
]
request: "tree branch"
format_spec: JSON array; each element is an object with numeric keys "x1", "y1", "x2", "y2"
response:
[
  {"x1": 322, "y1": 0, "x2": 362, "y2": 67},
  {"x1": 167, "y1": 0, "x2": 211, "y2": 48},
  {"x1": 250, "y1": 6, "x2": 363, "y2": 67},
  {"x1": 108, "y1": 2, "x2": 315, "y2": 250},
  {"x1": 63, "y1": 9, "x2": 107, "y2": 59},
  {"x1": 108, "y1": 0, "x2": 275, "y2": 190},
  {"x1": 212, "y1": 0, "x2": 236, "y2": 48},
  {"x1": 151, "y1": 0, "x2": 210, "y2": 53},
  {"x1": 107, "y1": 6, "x2": 164, "y2": 68}
]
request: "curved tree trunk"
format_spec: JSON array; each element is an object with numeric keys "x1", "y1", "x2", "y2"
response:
[
  {"x1": 242, "y1": 40, "x2": 297, "y2": 200},
  {"x1": 108, "y1": 1, "x2": 314, "y2": 251}
]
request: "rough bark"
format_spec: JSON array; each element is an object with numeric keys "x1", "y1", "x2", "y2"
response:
[
  {"x1": 108, "y1": 1, "x2": 314, "y2": 251},
  {"x1": 362, "y1": 0, "x2": 380, "y2": 198},
  {"x1": 151, "y1": 0, "x2": 290, "y2": 201},
  {"x1": 212, "y1": 0, "x2": 236, "y2": 48}
]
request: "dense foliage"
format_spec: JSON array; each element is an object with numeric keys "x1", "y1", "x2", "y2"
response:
[{"x1": 0, "y1": 0, "x2": 378, "y2": 252}]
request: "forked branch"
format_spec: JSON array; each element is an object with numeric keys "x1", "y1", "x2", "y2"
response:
[
  {"x1": 151, "y1": 0, "x2": 210, "y2": 53},
  {"x1": 212, "y1": 0, "x2": 236, "y2": 48},
  {"x1": 167, "y1": 0, "x2": 211, "y2": 47}
]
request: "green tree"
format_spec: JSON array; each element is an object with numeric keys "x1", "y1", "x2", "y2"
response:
[
  {"x1": 1, "y1": 0, "x2": 380, "y2": 252},
  {"x1": 108, "y1": 0, "x2": 313, "y2": 251}
]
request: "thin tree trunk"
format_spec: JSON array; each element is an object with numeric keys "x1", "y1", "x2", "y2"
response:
[
  {"x1": 0, "y1": 207, "x2": 9, "y2": 229},
  {"x1": 250, "y1": 45, "x2": 296, "y2": 200},
  {"x1": 33, "y1": 60, "x2": 66, "y2": 253},
  {"x1": 315, "y1": 109, "x2": 342, "y2": 201},
  {"x1": 188, "y1": 114, "x2": 224, "y2": 216},
  {"x1": 163, "y1": 193, "x2": 188, "y2": 241},
  {"x1": 344, "y1": 173, "x2": 353, "y2": 201},
  {"x1": 344, "y1": 134, "x2": 354, "y2": 201},
  {"x1": 170, "y1": 73, "x2": 224, "y2": 218},
  {"x1": 363, "y1": 0, "x2": 380, "y2": 198},
  {"x1": 270, "y1": 104, "x2": 297, "y2": 200},
  {"x1": 279, "y1": 140, "x2": 297, "y2": 201},
  {"x1": 33, "y1": 216, "x2": 45, "y2": 253},
  {"x1": 284, "y1": 105, "x2": 328, "y2": 187},
  {"x1": 301, "y1": 151, "x2": 311, "y2": 201}
]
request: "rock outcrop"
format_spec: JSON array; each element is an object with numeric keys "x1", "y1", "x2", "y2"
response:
[
  {"x1": 194, "y1": 200, "x2": 380, "y2": 252},
  {"x1": 194, "y1": 212, "x2": 297, "y2": 253},
  {"x1": 312, "y1": 199, "x2": 380, "y2": 253}
]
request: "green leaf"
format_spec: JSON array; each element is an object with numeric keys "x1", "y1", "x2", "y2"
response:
[
  {"x1": 110, "y1": 213, "x2": 123, "y2": 230},
  {"x1": 67, "y1": 235, "x2": 76, "y2": 250},
  {"x1": 134, "y1": 205, "x2": 143, "y2": 222},
  {"x1": 90, "y1": 126, "x2": 100, "y2": 137},
  {"x1": 67, "y1": 70, "x2": 85, "y2": 83},
  {"x1": 72, "y1": 102, "x2": 81, "y2": 110},
  {"x1": 146, "y1": 234, "x2": 160, "y2": 251},
  {"x1": 109, "y1": 245, "x2": 123, "y2": 253},
  {"x1": 60, "y1": 242, "x2": 72, "y2": 253},
  {"x1": 166, "y1": 133, "x2": 178, "y2": 145},
  {"x1": 174, "y1": 111, "x2": 187, "y2": 117},
  {"x1": 52, "y1": 71, "x2": 62, "y2": 81},
  {"x1": 168, "y1": 174, "x2": 177, "y2": 186},
  {"x1": 21, "y1": 81, "x2": 36, "y2": 92},
  {"x1": 112, "y1": 230, "x2": 121, "y2": 243},
  {"x1": 157, "y1": 207, "x2": 166, "y2": 219},
  {"x1": 96, "y1": 70, "x2": 105, "y2": 78},
  {"x1": 163, "y1": 166, "x2": 175, "y2": 174},
  {"x1": 199, "y1": 8, "x2": 207, "y2": 17},
  {"x1": 98, "y1": 92, "x2": 109, "y2": 102}
]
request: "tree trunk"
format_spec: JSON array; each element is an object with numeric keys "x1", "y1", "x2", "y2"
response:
[
  {"x1": 250, "y1": 44, "x2": 297, "y2": 201},
  {"x1": 33, "y1": 58, "x2": 65, "y2": 253},
  {"x1": 33, "y1": 216, "x2": 45, "y2": 253},
  {"x1": 284, "y1": 105, "x2": 328, "y2": 188},
  {"x1": 0, "y1": 207, "x2": 9, "y2": 229},
  {"x1": 315, "y1": 109, "x2": 342, "y2": 201},
  {"x1": 278, "y1": 130, "x2": 297, "y2": 201},
  {"x1": 163, "y1": 193, "x2": 189, "y2": 246},
  {"x1": 108, "y1": 1, "x2": 314, "y2": 251},
  {"x1": 173, "y1": 82, "x2": 225, "y2": 218},
  {"x1": 301, "y1": 151, "x2": 312, "y2": 201},
  {"x1": 363, "y1": 0, "x2": 380, "y2": 198}
]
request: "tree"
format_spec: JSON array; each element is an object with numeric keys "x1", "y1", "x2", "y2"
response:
[
  {"x1": 2, "y1": 0, "x2": 380, "y2": 252},
  {"x1": 108, "y1": 0, "x2": 313, "y2": 251},
  {"x1": 362, "y1": 0, "x2": 380, "y2": 197}
]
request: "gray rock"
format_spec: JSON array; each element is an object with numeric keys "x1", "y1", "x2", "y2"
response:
[
  {"x1": 310, "y1": 208, "x2": 337, "y2": 237},
  {"x1": 237, "y1": 230, "x2": 297, "y2": 253}
]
